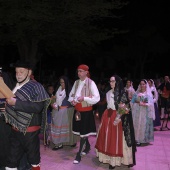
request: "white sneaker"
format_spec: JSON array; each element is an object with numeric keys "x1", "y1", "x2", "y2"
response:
[
  {"x1": 73, "y1": 153, "x2": 81, "y2": 164},
  {"x1": 81, "y1": 147, "x2": 91, "y2": 156},
  {"x1": 81, "y1": 151, "x2": 88, "y2": 156},
  {"x1": 73, "y1": 160, "x2": 79, "y2": 164}
]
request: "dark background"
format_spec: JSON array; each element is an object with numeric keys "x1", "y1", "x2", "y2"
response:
[{"x1": 0, "y1": 0, "x2": 170, "y2": 83}]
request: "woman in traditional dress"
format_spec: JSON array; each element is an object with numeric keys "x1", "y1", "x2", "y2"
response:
[
  {"x1": 95, "y1": 75, "x2": 136, "y2": 169},
  {"x1": 51, "y1": 75, "x2": 78, "y2": 150},
  {"x1": 131, "y1": 79, "x2": 155, "y2": 146}
]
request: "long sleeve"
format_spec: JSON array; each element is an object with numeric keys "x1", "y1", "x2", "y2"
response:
[
  {"x1": 106, "y1": 90, "x2": 116, "y2": 110},
  {"x1": 68, "y1": 81, "x2": 76, "y2": 102},
  {"x1": 68, "y1": 80, "x2": 100, "y2": 105},
  {"x1": 15, "y1": 100, "x2": 44, "y2": 114},
  {"x1": 84, "y1": 81, "x2": 100, "y2": 105}
]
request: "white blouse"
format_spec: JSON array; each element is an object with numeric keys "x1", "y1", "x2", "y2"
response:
[{"x1": 106, "y1": 89, "x2": 116, "y2": 110}]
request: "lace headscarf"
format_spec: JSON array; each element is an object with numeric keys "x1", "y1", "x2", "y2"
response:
[
  {"x1": 111, "y1": 75, "x2": 137, "y2": 158},
  {"x1": 148, "y1": 79, "x2": 158, "y2": 103},
  {"x1": 135, "y1": 79, "x2": 155, "y2": 119},
  {"x1": 150, "y1": 79, "x2": 155, "y2": 87},
  {"x1": 112, "y1": 75, "x2": 128, "y2": 110},
  {"x1": 136, "y1": 79, "x2": 153, "y2": 97},
  {"x1": 55, "y1": 75, "x2": 73, "y2": 106}
]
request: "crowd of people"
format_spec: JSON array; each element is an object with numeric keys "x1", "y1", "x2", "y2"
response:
[{"x1": 0, "y1": 60, "x2": 170, "y2": 170}]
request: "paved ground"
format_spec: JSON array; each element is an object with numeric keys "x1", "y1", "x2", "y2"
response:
[{"x1": 40, "y1": 118, "x2": 170, "y2": 170}]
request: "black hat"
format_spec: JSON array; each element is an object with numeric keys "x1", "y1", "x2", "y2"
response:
[{"x1": 11, "y1": 60, "x2": 34, "y2": 69}]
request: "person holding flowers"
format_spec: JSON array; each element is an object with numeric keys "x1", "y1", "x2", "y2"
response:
[
  {"x1": 95, "y1": 75, "x2": 136, "y2": 169},
  {"x1": 131, "y1": 79, "x2": 155, "y2": 146}
]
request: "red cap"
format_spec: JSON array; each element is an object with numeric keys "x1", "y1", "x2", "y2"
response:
[{"x1": 77, "y1": 64, "x2": 89, "y2": 71}]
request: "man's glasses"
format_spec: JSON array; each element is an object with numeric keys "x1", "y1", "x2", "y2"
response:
[
  {"x1": 77, "y1": 70, "x2": 86, "y2": 73},
  {"x1": 109, "y1": 80, "x2": 116, "y2": 83}
]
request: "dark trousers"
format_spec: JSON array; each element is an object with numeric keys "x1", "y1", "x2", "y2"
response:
[
  {"x1": 0, "y1": 116, "x2": 11, "y2": 168},
  {"x1": 7, "y1": 129, "x2": 40, "y2": 168},
  {"x1": 160, "y1": 97, "x2": 169, "y2": 110}
]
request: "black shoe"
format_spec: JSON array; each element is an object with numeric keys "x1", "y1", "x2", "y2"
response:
[
  {"x1": 136, "y1": 142, "x2": 141, "y2": 146},
  {"x1": 73, "y1": 153, "x2": 81, "y2": 164},
  {"x1": 52, "y1": 144, "x2": 63, "y2": 150},
  {"x1": 70, "y1": 143, "x2": 77, "y2": 147},
  {"x1": 128, "y1": 164, "x2": 133, "y2": 168},
  {"x1": 81, "y1": 145, "x2": 91, "y2": 155},
  {"x1": 109, "y1": 165, "x2": 115, "y2": 169}
]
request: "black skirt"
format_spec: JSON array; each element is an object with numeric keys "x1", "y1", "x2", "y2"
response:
[{"x1": 72, "y1": 110, "x2": 96, "y2": 137}]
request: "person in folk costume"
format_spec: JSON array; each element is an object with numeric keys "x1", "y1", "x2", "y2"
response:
[
  {"x1": 50, "y1": 75, "x2": 78, "y2": 150},
  {"x1": 0, "y1": 67, "x2": 31, "y2": 170},
  {"x1": 68, "y1": 64, "x2": 100, "y2": 164},
  {"x1": 95, "y1": 75, "x2": 136, "y2": 169},
  {"x1": 4, "y1": 60, "x2": 51, "y2": 170},
  {"x1": 147, "y1": 79, "x2": 161, "y2": 128},
  {"x1": 131, "y1": 79, "x2": 155, "y2": 146}
]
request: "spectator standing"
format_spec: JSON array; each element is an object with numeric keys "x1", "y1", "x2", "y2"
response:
[
  {"x1": 124, "y1": 79, "x2": 135, "y2": 101},
  {"x1": 147, "y1": 79, "x2": 161, "y2": 128},
  {"x1": 46, "y1": 84, "x2": 55, "y2": 145},
  {"x1": 157, "y1": 76, "x2": 170, "y2": 119},
  {"x1": 95, "y1": 81, "x2": 107, "y2": 120}
]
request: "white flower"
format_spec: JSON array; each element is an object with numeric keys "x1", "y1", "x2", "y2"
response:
[{"x1": 138, "y1": 93, "x2": 144, "y2": 97}]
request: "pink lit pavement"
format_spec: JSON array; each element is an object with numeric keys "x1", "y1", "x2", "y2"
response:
[{"x1": 40, "y1": 118, "x2": 170, "y2": 170}]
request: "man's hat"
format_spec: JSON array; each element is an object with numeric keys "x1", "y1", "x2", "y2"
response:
[
  {"x1": 77, "y1": 64, "x2": 89, "y2": 71},
  {"x1": 11, "y1": 60, "x2": 34, "y2": 69}
]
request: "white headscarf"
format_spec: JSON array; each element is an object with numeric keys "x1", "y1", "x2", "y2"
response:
[
  {"x1": 148, "y1": 79, "x2": 158, "y2": 104},
  {"x1": 56, "y1": 86, "x2": 66, "y2": 106},
  {"x1": 136, "y1": 79, "x2": 153, "y2": 97},
  {"x1": 136, "y1": 79, "x2": 155, "y2": 120}
]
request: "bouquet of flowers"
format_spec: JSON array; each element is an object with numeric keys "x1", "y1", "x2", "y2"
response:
[
  {"x1": 143, "y1": 97, "x2": 148, "y2": 103},
  {"x1": 136, "y1": 93, "x2": 148, "y2": 104},
  {"x1": 113, "y1": 103, "x2": 130, "y2": 125},
  {"x1": 135, "y1": 93, "x2": 144, "y2": 102}
]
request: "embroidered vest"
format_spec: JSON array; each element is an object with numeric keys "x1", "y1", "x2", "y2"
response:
[{"x1": 74, "y1": 78, "x2": 92, "y2": 107}]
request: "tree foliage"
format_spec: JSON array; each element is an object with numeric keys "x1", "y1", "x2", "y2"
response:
[{"x1": 0, "y1": 0, "x2": 129, "y2": 64}]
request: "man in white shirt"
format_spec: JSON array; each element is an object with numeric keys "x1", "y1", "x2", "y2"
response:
[{"x1": 68, "y1": 64, "x2": 100, "y2": 164}]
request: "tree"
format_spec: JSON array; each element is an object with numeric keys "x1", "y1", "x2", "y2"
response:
[{"x1": 0, "y1": 0, "x2": 129, "y2": 67}]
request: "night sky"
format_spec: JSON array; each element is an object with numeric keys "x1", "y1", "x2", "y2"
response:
[{"x1": 0, "y1": 1, "x2": 170, "y2": 81}]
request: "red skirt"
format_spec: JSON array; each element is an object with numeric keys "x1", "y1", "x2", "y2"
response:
[{"x1": 95, "y1": 109, "x2": 123, "y2": 157}]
